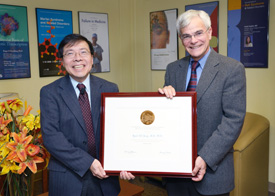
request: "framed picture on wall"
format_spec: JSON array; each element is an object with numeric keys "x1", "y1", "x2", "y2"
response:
[
  {"x1": 185, "y1": 1, "x2": 219, "y2": 55},
  {"x1": 150, "y1": 9, "x2": 178, "y2": 70},
  {"x1": 36, "y1": 8, "x2": 73, "y2": 77},
  {"x1": 228, "y1": 0, "x2": 269, "y2": 68},
  {"x1": 79, "y1": 12, "x2": 110, "y2": 73},
  {"x1": 0, "y1": 4, "x2": 31, "y2": 80}
]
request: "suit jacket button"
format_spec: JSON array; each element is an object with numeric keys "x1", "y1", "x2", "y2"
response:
[{"x1": 83, "y1": 141, "x2": 87, "y2": 145}]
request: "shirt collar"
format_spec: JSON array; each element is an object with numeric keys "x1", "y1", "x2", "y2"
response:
[
  {"x1": 70, "y1": 75, "x2": 91, "y2": 93},
  {"x1": 190, "y1": 47, "x2": 211, "y2": 69}
]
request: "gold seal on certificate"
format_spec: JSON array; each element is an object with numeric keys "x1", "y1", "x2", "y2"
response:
[{"x1": 140, "y1": 110, "x2": 155, "y2": 125}]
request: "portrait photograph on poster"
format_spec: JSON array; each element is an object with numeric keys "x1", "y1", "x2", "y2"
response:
[
  {"x1": 185, "y1": 1, "x2": 219, "y2": 54},
  {"x1": 79, "y1": 12, "x2": 110, "y2": 73},
  {"x1": 36, "y1": 8, "x2": 73, "y2": 77},
  {"x1": 150, "y1": 9, "x2": 178, "y2": 70},
  {"x1": 228, "y1": 0, "x2": 269, "y2": 68},
  {"x1": 0, "y1": 4, "x2": 31, "y2": 80}
]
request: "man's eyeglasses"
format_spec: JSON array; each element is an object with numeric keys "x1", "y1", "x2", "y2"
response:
[
  {"x1": 63, "y1": 49, "x2": 91, "y2": 59},
  {"x1": 180, "y1": 28, "x2": 209, "y2": 43}
]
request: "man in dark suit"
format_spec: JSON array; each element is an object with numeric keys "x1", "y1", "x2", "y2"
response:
[
  {"x1": 40, "y1": 34, "x2": 130, "y2": 196},
  {"x1": 159, "y1": 10, "x2": 246, "y2": 196}
]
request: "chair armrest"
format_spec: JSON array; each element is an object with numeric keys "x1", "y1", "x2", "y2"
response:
[{"x1": 234, "y1": 112, "x2": 270, "y2": 151}]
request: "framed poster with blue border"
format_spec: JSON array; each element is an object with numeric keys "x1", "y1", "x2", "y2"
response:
[
  {"x1": 0, "y1": 4, "x2": 31, "y2": 80},
  {"x1": 36, "y1": 8, "x2": 73, "y2": 77},
  {"x1": 228, "y1": 0, "x2": 269, "y2": 68},
  {"x1": 185, "y1": 2, "x2": 219, "y2": 54}
]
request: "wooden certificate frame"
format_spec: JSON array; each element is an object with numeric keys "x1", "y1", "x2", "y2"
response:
[{"x1": 100, "y1": 92, "x2": 197, "y2": 177}]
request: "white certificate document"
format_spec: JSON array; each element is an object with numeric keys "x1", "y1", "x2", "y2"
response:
[{"x1": 101, "y1": 92, "x2": 197, "y2": 177}]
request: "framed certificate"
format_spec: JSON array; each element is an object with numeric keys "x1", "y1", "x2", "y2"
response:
[{"x1": 100, "y1": 92, "x2": 197, "y2": 177}]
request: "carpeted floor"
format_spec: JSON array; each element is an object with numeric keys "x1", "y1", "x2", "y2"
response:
[{"x1": 130, "y1": 177, "x2": 168, "y2": 196}]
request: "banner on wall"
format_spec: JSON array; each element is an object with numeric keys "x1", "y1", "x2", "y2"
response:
[
  {"x1": 228, "y1": 0, "x2": 269, "y2": 68},
  {"x1": 185, "y1": 2, "x2": 219, "y2": 54},
  {"x1": 36, "y1": 8, "x2": 73, "y2": 77},
  {"x1": 0, "y1": 4, "x2": 31, "y2": 80}
]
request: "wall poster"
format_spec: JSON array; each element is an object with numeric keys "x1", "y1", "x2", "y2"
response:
[
  {"x1": 0, "y1": 4, "x2": 31, "y2": 79},
  {"x1": 228, "y1": 0, "x2": 269, "y2": 68},
  {"x1": 185, "y1": 1, "x2": 219, "y2": 54},
  {"x1": 79, "y1": 12, "x2": 110, "y2": 73},
  {"x1": 36, "y1": 8, "x2": 73, "y2": 77},
  {"x1": 150, "y1": 9, "x2": 178, "y2": 70}
]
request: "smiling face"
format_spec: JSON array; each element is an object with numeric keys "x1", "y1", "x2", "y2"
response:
[
  {"x1": 62, "y1": 41, "x2": 93, "y2": 83},
  {"x1": 180, "y1": 16, "x2": 212, "y2": 61}
]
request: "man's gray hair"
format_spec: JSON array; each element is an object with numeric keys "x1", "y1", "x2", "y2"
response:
[{"x1": 176, "y1": 10, "x2": 211, "y2": 35}]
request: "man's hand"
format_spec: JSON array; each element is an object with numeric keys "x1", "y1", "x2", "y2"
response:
[
  {"x1": 192, "y1": 156, "x2": 207, "y2": 182},
  {"x1": 158, "y1": 85, "x2": 176, "y2": 99},
  {"x1": 90, "y1": 159, "x2": 108, "y2": 179},
  {"x1": 120, "y1": 171, "x2": 135, "y2": 180}
]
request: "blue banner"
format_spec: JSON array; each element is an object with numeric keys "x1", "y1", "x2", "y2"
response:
[
  {"x1": 228, "y1": 0, "x2": 269, "y2": 68},
  {"x1": 36, "y1": 8, "x2": 73, "y2": 76},
  {"x1": 0, "y1": 5, "x2": 30, "y2": 79}
]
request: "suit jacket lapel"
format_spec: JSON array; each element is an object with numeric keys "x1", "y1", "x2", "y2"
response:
[
  {"x1": 196, "y1": 50, "x2": 219, "y2": 103},
  {"x1": 176, "y1": 58, "x2": 189, "y2": 92},
  {"x1": 59, "y1": 75, "x2": 87, "y2": 135},
  {"x1": 90, "y1": 75, "x2": 101, "y2": 135}
]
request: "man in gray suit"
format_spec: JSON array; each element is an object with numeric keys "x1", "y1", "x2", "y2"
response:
[
  {"x1": 40, "y1": 34, "x2": 132, "y2": 196},
  {"x1": 159, "y1": 10, "x2": 246, "y2": 196}
]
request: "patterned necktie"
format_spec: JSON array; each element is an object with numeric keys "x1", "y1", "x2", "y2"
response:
[
  {"x1": 187, "y1": 61, "x2": 199, "y2": 91},
  {"x1": 77, "y1": 83, "x2": 96, "y2": 157}
]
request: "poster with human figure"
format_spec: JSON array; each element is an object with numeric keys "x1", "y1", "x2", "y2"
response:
[
  {"x1": 79, "y1": 12, "x2": 110, "y2": 73},
  {"x1": 228, "y1": 0, "x2": 269, "y2": 68},
  {"x1": 150, "y1": 9, "x2": 178, "y2": 70}
]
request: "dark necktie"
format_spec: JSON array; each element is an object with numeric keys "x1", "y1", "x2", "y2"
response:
[
  {"x1": 187, "y1": 61, "x2": 199, "y2": 91},
  {"x1": 77, "y1": 83, "x2": 96, "y2": 157}
]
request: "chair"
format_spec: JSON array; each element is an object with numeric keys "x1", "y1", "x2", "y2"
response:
[
  {"x1": 31, "y1": 163, "x2": 48, "y2": 195},
  {"x1": 230, "y1": 112, "x2": 269, "y2": 196}
]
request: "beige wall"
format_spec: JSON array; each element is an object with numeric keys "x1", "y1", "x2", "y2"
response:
[
  {"x1": 0, "y1": 0, "x2": 134, "y2": 111},
  {"x1": 0, "y1": 0, "x2": 274, "y2": 186}
]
